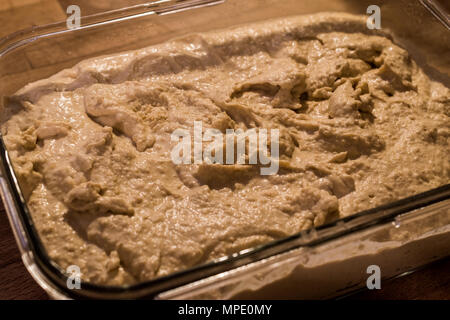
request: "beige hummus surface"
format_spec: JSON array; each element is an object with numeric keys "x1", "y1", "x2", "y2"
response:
[{"x1": 1, "y1": 13, "x2": 449, "y2": 285}]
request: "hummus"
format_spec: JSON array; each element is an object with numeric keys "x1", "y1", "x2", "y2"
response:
[{"x1": 1, "y1": 13, "x2": 449, "y2": 286}]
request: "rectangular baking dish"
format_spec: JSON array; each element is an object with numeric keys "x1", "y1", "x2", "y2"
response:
[{"x1": 0, "y1": 0, "x2": 449, "y2": 299}]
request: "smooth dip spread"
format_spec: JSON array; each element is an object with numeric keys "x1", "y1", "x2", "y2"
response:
[{"x1": 1, "y1": 13, "x2": 449, "y2": 285}]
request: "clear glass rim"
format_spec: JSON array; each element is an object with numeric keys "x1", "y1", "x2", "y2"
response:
[
  {"x1": 0, "y1": 0, "x2": 225, "y2": 57},
  {"x1": 419, "y1": 0, "x2": 450, "y2": 30}
]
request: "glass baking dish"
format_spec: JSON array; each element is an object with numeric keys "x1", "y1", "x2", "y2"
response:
[{"x1": 0, "y1": 0, "x2": 449, "y2": 299}]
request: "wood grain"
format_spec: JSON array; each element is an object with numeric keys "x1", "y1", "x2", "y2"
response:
[
  {"x1": 0, "y1": 208, "x2": 49, "y2": 300},
  {"x1": 0, "y1": 0, "x2": 449, "y2": 300},
  {"x1": 349, "y1": 258, "x2": 450, "y2": 300}
]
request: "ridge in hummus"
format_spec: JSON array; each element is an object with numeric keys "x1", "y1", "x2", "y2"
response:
[{"x1": 0, "y1": 13, "x2": 449, "y2": 286}]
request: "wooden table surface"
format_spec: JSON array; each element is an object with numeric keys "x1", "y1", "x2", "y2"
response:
[{"x1": 0, "y1": 0, "x2": 449, "y2": 300}]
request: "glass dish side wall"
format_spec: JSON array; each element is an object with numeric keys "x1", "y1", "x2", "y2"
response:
[
  {"x1": 159, "y1": 199, "x2": 450, "y2": 299},
  {"x1": 1, "y1": 0, "x2": 448, "y2": 98},
  {"x1": 0, "y1": 0, "x2": 449, "y2": 299}
]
